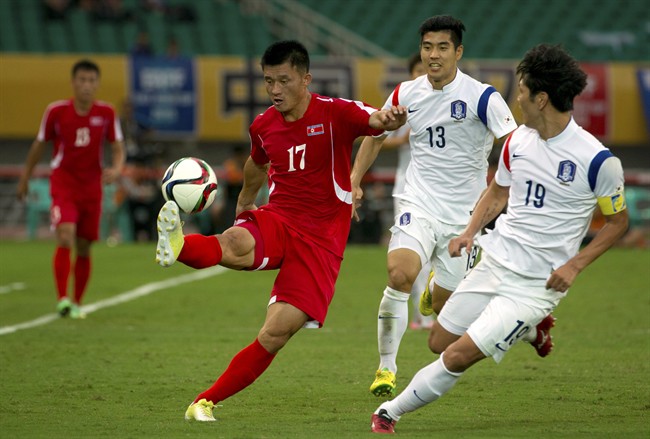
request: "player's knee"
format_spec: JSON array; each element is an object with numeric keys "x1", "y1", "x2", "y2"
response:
[
  {"x1": 428, "y1": 331, "x2": 445, "y2": 354},
  {"x1": 257, "y1": 328, "x2": 291, "y2": 354},
  {"x1": 386, "y1": 265, "x2": 415, "y2": 292},
  {"x1": 432, "y1": 298, "x2": 445, "y2": 316},
  {"x1": 441, "y1": 346, "x2": 471, "y2": 372},
  {"x1": 219, "y1": 228, "x2": 255, "y2": 261}
]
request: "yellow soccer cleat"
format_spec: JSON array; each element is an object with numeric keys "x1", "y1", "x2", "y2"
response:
[
  {"x1": 418, "y1": 270, "x2": 435, "y2": 316},
  {"x1": 155, "y1": 201, "x2": 185, "y2": 267},
  {"x1": 370, "y1": 368, "x2": 396, "y2": 397},
  {"x1": 184, "y1": 398, "x2": 216, "y2": 422}
]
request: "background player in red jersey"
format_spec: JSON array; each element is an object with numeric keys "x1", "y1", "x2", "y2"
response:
[
  {"x1": 17, "y1": 59, "x2": 125, "y2": 319},
  {"x1": 155, "y1": 40, "x2": 406, "y2": 422}
]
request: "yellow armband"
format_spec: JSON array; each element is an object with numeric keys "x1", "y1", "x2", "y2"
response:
[{"x1": 597, "y1": 189, "x2": 626, "y2": 215}]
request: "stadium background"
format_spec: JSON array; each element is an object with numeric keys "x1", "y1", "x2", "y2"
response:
[{"x1": 0, "y1": 0, "x2": 648, "y2": 242}]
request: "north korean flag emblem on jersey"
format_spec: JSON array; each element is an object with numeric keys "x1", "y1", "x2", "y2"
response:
[{"x1": 307, "y1": 124, "x2": 324, "y2": 136}]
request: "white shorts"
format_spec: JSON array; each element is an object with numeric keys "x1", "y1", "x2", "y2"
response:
[
  {"x1": 437, "y1": 253, "x2": 565, "y2": 363},
  {"x1": 388, "y1": 200, "x2": 478, "y2": 291}
]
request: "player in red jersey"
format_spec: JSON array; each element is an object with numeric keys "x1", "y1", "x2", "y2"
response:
[
  {"x1": 155, "y1": 40, "x2": 406, "y2": 421},
  {"x1": 17, "y1": 59, "x2": 125, "y2": 319}
]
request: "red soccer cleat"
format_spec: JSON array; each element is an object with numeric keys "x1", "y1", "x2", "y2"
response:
[
  {"x1": 532, "y1": 314, "x2": 556, "y2": 357},
  {"x1": 371, "y1": 409, "x2": 396, "y2": 434}
]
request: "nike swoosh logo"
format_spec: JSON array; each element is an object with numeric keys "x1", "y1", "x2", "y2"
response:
[
  {"x1": 413, "y1": 390, "x2": 427, "y2": 403},
  {"x1": 378, "y1": 316, "x2": 399, "y2": 319},
  {"x1": 407, "y1": 108, "x2": 419, "y2": 113},
  {"x1": 512, "y1": 153, "x2": 524, "y2": 158}
]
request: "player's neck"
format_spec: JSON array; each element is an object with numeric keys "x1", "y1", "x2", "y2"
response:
[
  {"x1": 536, "y1": 112, "x2": 571, "y2": 141},
  {"x1": 282, "y1": 93, "x2": 311, "y2": 122},
  {"x1": 73, "y1": 98, "x2": 93, "y2": 115}
]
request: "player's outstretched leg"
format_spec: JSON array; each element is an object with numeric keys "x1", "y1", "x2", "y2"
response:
[
  {"x1": 418, "y1": 270, "x2": 435, "y2": 316},
  {"x1": 184, "y1": 398, "x2": 216, "y2": 422},
  {"x1": 531, "y1": 314, "x2": 556, "y2": 357},
  {"x1": 156, "y1": 201, "x2": 185, "y2": 267}
]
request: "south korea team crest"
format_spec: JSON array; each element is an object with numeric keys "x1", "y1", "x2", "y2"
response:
[
  {"x1": 556, "y1": 160, "x2": 577, "y2": 184},
  {"x1": 450, "y1": 100, "x2": 467, "y2": 120}
]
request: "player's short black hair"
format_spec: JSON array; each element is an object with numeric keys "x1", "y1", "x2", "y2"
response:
[
  {"x1": 516, "y1": 44, "x2": 588, "y2": 112},
  {"x1": 261, "y1": 40, "x2": 310, "y2": 74},
  {"x1": 419, "y1": 15, "x2": 465, "y2": 48},
  {"x1": 72, "y1": 59, "x2": 100, "y2": 77},
  {"x1": 407, "y1": 53, "x2": 422, "y2": 75}
]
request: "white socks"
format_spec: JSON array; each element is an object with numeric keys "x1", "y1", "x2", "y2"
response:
[
  {"x1": 378, "y1": 286, "x2": 410, "y2": 372},
  {"x1": 380, "y1": 353, "x2": 462, "y2": 421}
]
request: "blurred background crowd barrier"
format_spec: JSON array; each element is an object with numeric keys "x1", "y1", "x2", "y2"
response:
[{"x1": 0, "y1": 0, "x2": 648, "y2": 245}]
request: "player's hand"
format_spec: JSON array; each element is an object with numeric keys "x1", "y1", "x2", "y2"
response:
[
  {"x1": 351, "y1": 184, "x2": 364, "y2": 221},
  {"x1": 236, "y1": 202, "x2": 257, "y2": 217},
  {"x1": 545, "y1": 262, "x2": 579, "y2": 292},
  {"x1": 448, "y1": 235, "x2": 473, "y2": 257},
  {"x1": 16, "y1": 179, "x2": 28, "y2": 202},
  {"x1": 371, "y1": 105, "x2": 407, "y2": 131},
  {"x1": 102, "y1": 167, "x2": 121, "y2": 184}
]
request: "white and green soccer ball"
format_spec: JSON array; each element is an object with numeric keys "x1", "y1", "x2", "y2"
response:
[{"x1": 161, "y1": 157, "x2": 218, "y2": 214}]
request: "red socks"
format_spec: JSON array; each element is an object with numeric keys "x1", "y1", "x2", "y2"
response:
[
  {"x1": 178, "y1": 234, "x2": 223, "y2": 269},
  {"x1": 53, "y1": 248, "x2": 92, "y2": 304},
  {"x1": 53, "y1": 247, "x2": 71, "y2": 300},
  {"x1": 74, "y1": 256, "x2": 91, "y2": 304},
  {"x1": 194, "y1": 338, "x2": 276, "y2": 404}
]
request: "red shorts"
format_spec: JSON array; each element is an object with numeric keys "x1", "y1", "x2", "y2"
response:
[
  {"x1": 235, "y1": 209, "x2": 342, "y2": 326},
  {"x1": 50, "y1": 194, "x2": 102, "y2": 242}
]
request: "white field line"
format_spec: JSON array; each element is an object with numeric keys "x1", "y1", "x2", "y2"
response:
[
  {"x1": 0, "y1": 266, "x2": 227, "y2": 336},
  {"x1": 0, "y1": 282, "x2": 27, "y2": 295}
]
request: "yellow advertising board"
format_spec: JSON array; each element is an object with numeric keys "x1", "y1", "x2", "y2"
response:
[{"x1": 0, "y1": 54, "x2": 647, "y2": 145}]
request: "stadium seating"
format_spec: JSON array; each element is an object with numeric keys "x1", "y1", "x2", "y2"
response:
[{"x1": 0, "y1": 0, "x2": 646, "y2": 60}]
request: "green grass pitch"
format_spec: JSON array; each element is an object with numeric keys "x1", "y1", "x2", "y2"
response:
[{"x1": 0, "y1": 241, "x2": 648, "y2": 438}]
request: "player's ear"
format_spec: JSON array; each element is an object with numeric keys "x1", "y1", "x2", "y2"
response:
[
  {"x1": 303, "y1": 72, "x2": 312, "y2": 87},
  {"x1": 537, "y1": 91, "x2": 549, "y2": 110},
  {"x1": 455, "y1": 44, "x2": 464, "y2": 61}
]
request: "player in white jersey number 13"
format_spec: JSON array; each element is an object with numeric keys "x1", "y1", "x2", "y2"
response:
[{"x1": 351, "y1": 15, "x2": 519, "y2": 399}]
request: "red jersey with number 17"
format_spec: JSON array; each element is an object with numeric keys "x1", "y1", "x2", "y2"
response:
[
  {"x1": 249, "y1": 93, "x2": 382, "y2": 257},
  {"x1": 37, "y1": 99, "x2": 123, "y2": 201}
]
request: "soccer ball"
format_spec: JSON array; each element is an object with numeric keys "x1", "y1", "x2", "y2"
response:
[{"x1": 161, "y1": 157, "x2": 218, "y2": 214}]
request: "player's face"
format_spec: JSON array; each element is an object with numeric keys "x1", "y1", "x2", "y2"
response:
[
  {"x1": 420, "y1": 31, "x2": 463, "y2": 90},
  {"x1": 72, "y1": 69, "x2": 100, "y2": 104},
  {"x1": 263, "y1": 62, "x2": 312, "y2": 119}
]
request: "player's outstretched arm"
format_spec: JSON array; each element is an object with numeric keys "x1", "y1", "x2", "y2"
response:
[
  {"x1": 236, "y1": 157, "x2": 268, "y2": 216},
  {"x1": 350, "y1": 135, "x2": 386, "y2": 220},
  {"x1": 546, "y1": 208, "x2": 628, "y2": 292}
]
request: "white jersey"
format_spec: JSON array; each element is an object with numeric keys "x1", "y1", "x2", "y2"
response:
[
  {"x1": 384, "y1": 69, "x2": 517, "y2": 225},
  {"x1": 479, "y1": 118, "x2": 626, "y2": 278}
]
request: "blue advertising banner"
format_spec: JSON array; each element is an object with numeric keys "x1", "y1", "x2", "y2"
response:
[{"x1": 129, "y1": 56, "x2": 196, "y2": 137}]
